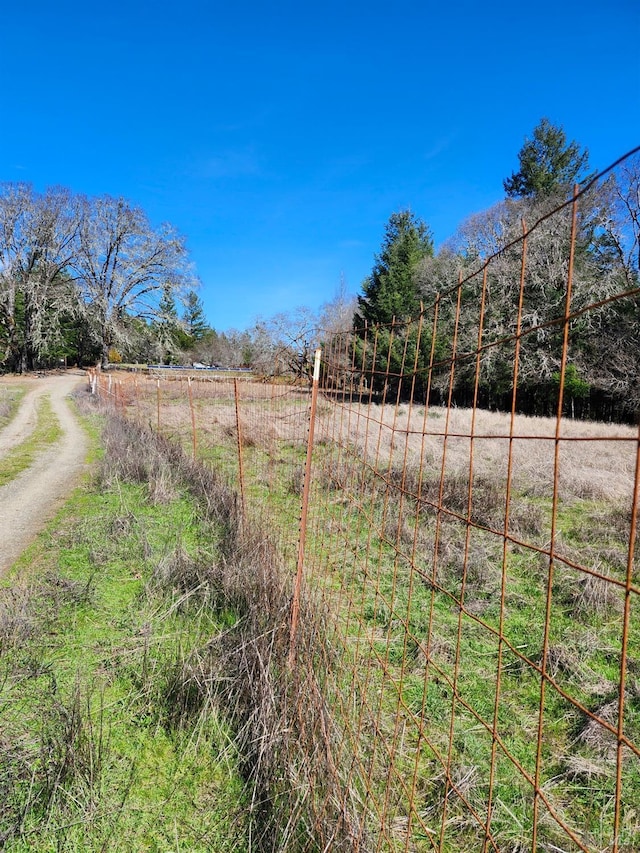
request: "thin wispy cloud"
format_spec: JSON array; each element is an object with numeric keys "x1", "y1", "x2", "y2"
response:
[
  {"x1": 338, "y1": 238, "x2": 366, "y2": 249},
  {"x1": 422, "y1": 134, "x2": 457, "y2": 162},
  {"x1": 1, "y1": 0, "x2": 636, "y2": 332},
  {"x1": 199, "y1": 149, "x2": 264, "y2": 180}
]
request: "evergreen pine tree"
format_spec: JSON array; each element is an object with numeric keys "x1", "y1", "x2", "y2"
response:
[
  {"x1": 355, "y1": 211, "x2": 434, "y2": 327},
  {"x1": 503, "y1": 118, "x2": 589, "y2": 199},
  {"x1": 183, "y1": 290, "x2": 209, "y2": 341}
]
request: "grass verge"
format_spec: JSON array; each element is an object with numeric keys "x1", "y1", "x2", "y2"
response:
[
  {"x1": 0, "y1": 394, "x2": 62, "y2": 486},
  {"x1": 0, "y1": 401, "x2": 247, "y2": 851},
  {"x1": 1, "y1": 390, "x2": 356, "y2": 851},
  {"x1": 0, "y1": 384, "x2": 26, "y2": 429}
]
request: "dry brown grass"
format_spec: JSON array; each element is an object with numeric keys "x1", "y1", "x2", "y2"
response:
[
  {"x1": 79, "y1": 374, "x2": 640, "y2": 516},
  {"x1": 0, "y1": 586, "x2": 36, "y2": 650},
  {"x1": 317, "y1": 402, "x2": 638, "y2": 507},
  {"x1": 92, "y1": 406, "x2": 362, "y2": 851},
  {"x1": 578, "y1": 700, "x2": 620, "y2": 759},
  {"x1": 93, "y1": 379, "x2": 640, "y2": 851},
  {"x1": 569, "y1": 568, "x2": 623, "y2": 619}
]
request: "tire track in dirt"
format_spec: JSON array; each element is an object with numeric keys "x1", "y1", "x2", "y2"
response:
[{"x1": 0, "y1": 374, "x2": 89, "y2": 575}]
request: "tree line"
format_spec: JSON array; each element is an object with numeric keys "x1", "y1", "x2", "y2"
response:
[
  {"x1": 351, "y1": 120, "x2": 640, "y2": 422},
  {"x1": 0, "y1": 186, "x2": 209, "y2": 371},
  {"x1": 2, "y1": 120, "x2": 638, "y2": 425},
  {"x1": 0, "y1": 184, "x2": 354, "y2": 375}
]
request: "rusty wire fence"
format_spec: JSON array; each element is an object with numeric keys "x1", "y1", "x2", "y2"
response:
[{"x1": 96, "y1": 151, "x2": 639, "y2": 852}]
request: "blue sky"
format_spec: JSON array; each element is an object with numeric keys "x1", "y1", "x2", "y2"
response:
[{"x1": 1, "y1": 0, "x2": 638, "y2": 331}]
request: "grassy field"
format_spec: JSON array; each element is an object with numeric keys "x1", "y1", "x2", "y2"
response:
[
  {"x1": 117, "y1": 376, "x2": 639, "y2": 851},
  {"x1": 313, "y1": 469, "x2": 640, "y2": 850},
  {"x1": 308, "y1": 405, "x2": 639, "y2": 851},
  {"x1": 1, "y1": 376, "x2": 637, "y2": 851}
]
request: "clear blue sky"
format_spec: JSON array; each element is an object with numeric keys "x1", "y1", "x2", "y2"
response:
[{"x1": 1, "y1": 0, "x2": 638, "y2": 332}]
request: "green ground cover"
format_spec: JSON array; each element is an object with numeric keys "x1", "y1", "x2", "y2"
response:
[
  {"x1": 0, "y1": 406, "x2": 248, "y2": 851},
  {"x1": 309, "y1": 458, "x2": 640, "y2": 851},
  {"x1": 101, "y1": 387, "x2": 640, "y2": 851}
]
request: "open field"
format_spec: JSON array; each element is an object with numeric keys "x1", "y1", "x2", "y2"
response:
[
  {"x1": 92, "y1": 372, "x2": 639, "y2": 851},
  {"x1": 2, "y1": 369, "x2": 636, "y2": 850}
]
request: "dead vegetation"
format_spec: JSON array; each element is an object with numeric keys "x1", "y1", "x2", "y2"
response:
[
  {"x1": 87, "y1": 400, "x2": 361, "y2": 850},
  {"x1": 0, "y1": 392, "x2": 360, "y2": 850},
  {"x1": 0, "y1": 385, "x2": 22, "y2": 424},
  {"x1": 323, "y1": 402, "x2": 639, "y2": 506},
  {"x1": 73, "y1": 380, "x2": 639, "y2": 850}
]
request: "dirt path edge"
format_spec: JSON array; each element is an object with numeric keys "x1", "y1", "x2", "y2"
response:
[{"x1": 0, "y1": 373, "x2": 89, "y2": 575}]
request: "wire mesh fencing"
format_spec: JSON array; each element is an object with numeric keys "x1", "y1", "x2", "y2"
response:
[
  {"x1": 99, "y1": 371, "x2": 316, "y2": 569},
  {"x1": 95, "y1": 150, "x2": 639, "y2": 851}
]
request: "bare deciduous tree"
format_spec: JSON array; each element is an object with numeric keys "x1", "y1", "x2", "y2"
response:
[
  {"x1": 318, "y1": 278, "x2": 357, "y2": 336},
  {"x1": 0, "y1": 183, "x2": 30, "y2": 368},
  {"x1": 248, "y1": 306, "x2": 319, "y2": 378},
  {"x1": 0, "y1": 184, "x2": 82, "y2": 371},
  {"x1": 421, "y1": 172, "x2": 637, "y2": 416},
  {"x1": 71, "y1": 195, "x2": 196, "y2": 367}
]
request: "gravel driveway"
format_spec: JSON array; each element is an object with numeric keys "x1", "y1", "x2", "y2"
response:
[{"x1": 0, "y1": 373, "x2": 88, "y2": 574}]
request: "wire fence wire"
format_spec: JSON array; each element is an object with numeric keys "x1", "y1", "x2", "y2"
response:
[{"x1": 97, "y1": 151, "x2": 639, "y2": 852}]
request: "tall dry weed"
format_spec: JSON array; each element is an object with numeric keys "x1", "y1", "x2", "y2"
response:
[{"x1": 98, "y1": 409, "x2": 362, "y2": 851}]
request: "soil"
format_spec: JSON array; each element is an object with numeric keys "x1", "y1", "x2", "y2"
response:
[{"x1": 0, "y1": 372, "x2": 89, "y2": 575}]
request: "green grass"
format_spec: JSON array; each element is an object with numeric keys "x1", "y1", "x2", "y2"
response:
[
  {"x1": 0, "y1": 394, "x2": 62, "y2": 485},
  {"x1": 110, "y1": 390, "x2": 640, "y2": 851},
  {"x1": 0, "y1": 420, "x2": 248, "y2": 849},
  {"x1": 237, "y1": 443, "x2": 639, "y2": 850}
]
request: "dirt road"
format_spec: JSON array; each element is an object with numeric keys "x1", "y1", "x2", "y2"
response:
[{"x1": 0, "y1": 373, "x2": 88, "y2": 574}]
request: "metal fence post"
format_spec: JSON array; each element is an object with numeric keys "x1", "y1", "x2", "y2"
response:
[
  {"x1": 188, "y1": 376, "x2": 197, "y2": 458},
  {"x1": 289, "y1": 347, "x2": 322, "y2": 667},
  {"x1": 234, "y1": 377, "x2": 246, "y2": 518}
]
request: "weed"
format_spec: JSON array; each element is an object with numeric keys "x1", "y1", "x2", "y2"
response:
[
  {"x1": 89, "y1": 408, "x2": 359, "y2": 849},
  {"x1": 85, "y1": 379, "x2": 640, "y2": 851},
  {"x1": 0, "y1": 586, "x2": 36, "y2": 650},
  {"x1": 0, "y1": 409, "x2": 250, "y2": 851},
  {"x1": 578, "y1": 700, "x2": 621, "y2": 759},
  {"x1": 0, "y1": 683, "x2": 107, "y2": 845}
]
